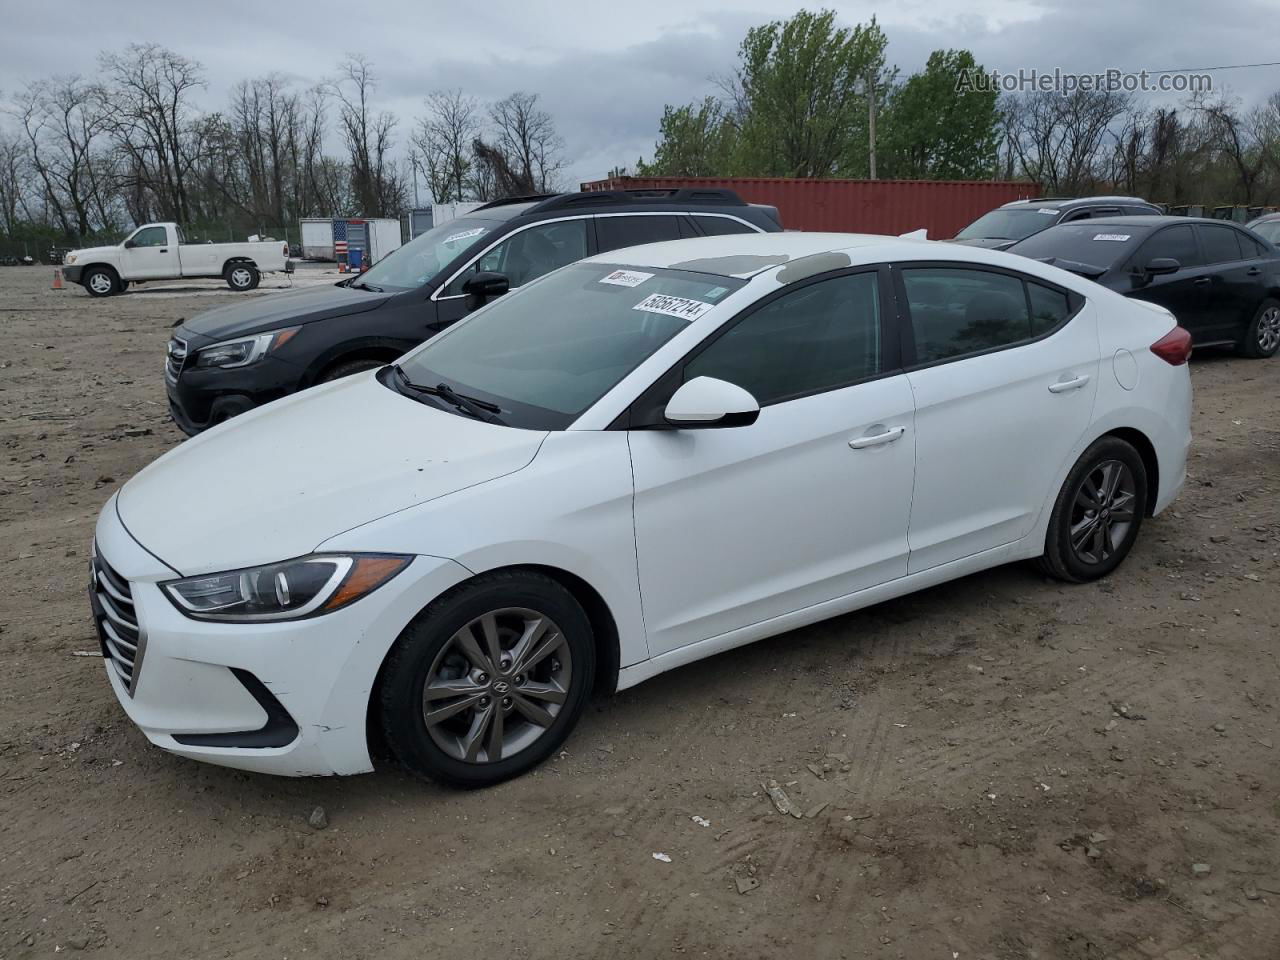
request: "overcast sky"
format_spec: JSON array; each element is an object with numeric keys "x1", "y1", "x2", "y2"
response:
[{"x1": 4, "y1": 0, "x2": 1278, "y2": 195}]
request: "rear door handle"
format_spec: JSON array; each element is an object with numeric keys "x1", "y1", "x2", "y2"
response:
[
  {"x1": 1048, "y1": 374, "x2": 1091, "y2": 394},
  {"x1": 849, "y1": 426, "x2": 905, "y2": 449},
  {"x1": 1194, "y1": 277, "x2": 1211, "y2": 286},
  {"x1": 1246, "y1": 266, "x2": 1262, "y2": 276}
]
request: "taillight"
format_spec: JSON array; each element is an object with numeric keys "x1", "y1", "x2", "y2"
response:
[{"x1": 1150, "y1": 325, "x2": 1193, "y2": 365}]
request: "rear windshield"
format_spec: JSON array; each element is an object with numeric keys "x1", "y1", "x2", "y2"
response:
[
  {"x1": 1251, "y1": 220, "x2": 1280, "y2": 245},
  {"x1": 1008, "y1": 223, "x2": 1150, "y2": 271},
  {"x1": 955, "y1": 208, "x2": 1059, "y2": 241}
]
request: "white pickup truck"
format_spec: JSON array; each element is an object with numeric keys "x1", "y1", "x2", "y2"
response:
[{"x1": 62, "y1": 223, "x2": 291, "y2": 297}]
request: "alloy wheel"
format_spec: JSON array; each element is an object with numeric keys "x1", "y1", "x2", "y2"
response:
[
  {"x1": 1069, "y1": 459, "x2": 1137, "y2": 565},
  {"x1": 1258, "y1": 306, "x2": 1280, "y2": 353},
  {"x1": 89, "y1": 272, "x2": 113, "y2": 295},
  {"x1": 231, "y1": 268, "x2": 253, "y2": 288},
  {"x1": 421, "y1": 607, "x2": 572, "y2": 764}
]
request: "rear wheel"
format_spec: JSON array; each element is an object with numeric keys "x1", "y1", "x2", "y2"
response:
[
  {"x1": 378, "y1": 571, "x2": 595, "y2": 787},
  {"x1": 225, "y1": 262, "x2": 259, "y2": 291},
  {"x1": 84, "y1": 267, "x2": 118, "y2": 297},
  {"x1": 1039, "y1": 436, "x2": 1148, "y2": 583},
  {"x1": 1236, "y1": 298, "x2": 1280, "y2": 358}
]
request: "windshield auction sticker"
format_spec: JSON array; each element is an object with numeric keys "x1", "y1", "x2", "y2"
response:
[
  {"x1": 1093, "y1": 234, "x2": 1131, "y2": 241},
  {"x1": 599, "y1": 269, "x2": 654, "y2": 287},
  {"x1": 444, "y1": 227, "x2": 486, "y2": 244},
  {"x1": 633, "y1": 293, "x2": 715, "y2": 321}
]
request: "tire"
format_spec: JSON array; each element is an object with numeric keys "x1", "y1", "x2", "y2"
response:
[
  {"x1": 83, "y1": 266, "x2": 118, "y2": 297},
  {"x1": 225, "y1": 262, "x2": 260, "y2": 291},
  {"x1": 319, "y1": 358, "x2": 386, "y2": 383},
  {"x1": 1236, "y1": 298, "x2": 1280, "y2": 358},
  {"x1": 378, "y1": 570, "x2": 596, "y2": 788},
  {"x1": 1038, "y1": 436, "x2": 1148, "y2": 583}
]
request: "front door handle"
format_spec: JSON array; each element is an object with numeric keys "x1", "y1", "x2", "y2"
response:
[
  {"x1": 849, "y1": 426, "x2": 906, "y2": 449},
  {"x1": 1048, "y1": 374, "x2": 1091, "y2": 394},
  {"x1": 1193, "y1": 277, "x2": 1211, "y2": 286},
  {"x1": 1246, "y1": 266, "x2": 1262, "y2": 276}
]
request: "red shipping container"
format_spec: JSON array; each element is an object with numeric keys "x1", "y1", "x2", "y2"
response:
[{"x1": 580, "y1": 176, "x2": 1040, "y2": 240}]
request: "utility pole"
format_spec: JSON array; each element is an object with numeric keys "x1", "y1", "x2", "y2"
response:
[{"x1": 867, "y1": 72, "x2": 878, "y2": 180}]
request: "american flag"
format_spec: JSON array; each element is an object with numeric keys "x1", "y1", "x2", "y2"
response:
[{"x1": 332, "y1": 220, "x2": 348, "y2": 257}]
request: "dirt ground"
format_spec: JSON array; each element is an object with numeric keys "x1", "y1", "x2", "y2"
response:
[{"x1": 1, "y1": 264, "x2": 1278, "y2": 960}]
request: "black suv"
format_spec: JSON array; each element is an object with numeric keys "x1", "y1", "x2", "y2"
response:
[
  {"x1": 165, "y1": 189, "x2": 782, "y2": 434},
  {"x1": 952, "y1": 196, "x2": 1162, "y2": 250}
]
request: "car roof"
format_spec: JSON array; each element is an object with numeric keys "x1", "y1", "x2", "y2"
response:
[
  {"x1": 584, "y1": 232, "x2": 983, "y2": 278},
  {"x1": 1000, "y1": 196, "x2": 1157, "y2": 210},
  {"x1": 1084, "y1": 215, "x2": 1252, "y2": 228}
]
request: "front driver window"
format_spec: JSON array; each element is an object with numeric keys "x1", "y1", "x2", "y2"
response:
[
  {"x1": 445, "y1": 220, "x2": 588, "y2": 295},
  {"x1": 131, "y1": 226, "x2": 168, "y2": 247},
  {"x1": 684, "y1": 272, "x2": 881, "y2": 406}
]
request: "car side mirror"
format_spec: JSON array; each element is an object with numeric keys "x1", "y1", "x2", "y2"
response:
[
  {"x1": 123, "y1": 239, "x2": 137, "y2": 249},
  {"x1": 663, "y1": 376, "x2": 760, "y2": 429},
  {"x1": 1146, "y1": 257, "x2": 1180, "y2": 276},
  {"x1": 462, "y1": 271, "x2": 510, "y2": 311}
]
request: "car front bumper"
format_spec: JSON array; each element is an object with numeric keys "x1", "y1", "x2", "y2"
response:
[
  {"x1": 91, "y1": 494, "x2": 472, "y2": 776},
  {"x1": 165, "y1": 351, "x2": 300, "y2": 435},
  {"x1": 62, "y1": 264, "x2": 83, "y2": 284}
]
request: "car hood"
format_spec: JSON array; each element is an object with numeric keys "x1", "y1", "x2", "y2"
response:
[
  {"x1": 116, "y1": 374, "x2": 547, "y2": 576},
  {"x1": 68, "y1": 244, "x2": 119, "y2": 261},
  {"x1": 179, "y1": 283, "x2": 391, "y2": 344},
  {"x1": 948, "y1": 237, "x2": 1017, "y2": 250}
]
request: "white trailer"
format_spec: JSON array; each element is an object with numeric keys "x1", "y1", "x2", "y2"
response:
[{"x1": 300, "y1": 218, "x2": 335, "y2": 261}]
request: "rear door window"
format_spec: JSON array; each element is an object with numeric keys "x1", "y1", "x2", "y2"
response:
[
  {"x1": 596, "y1": 215, "x2": 681, "y2": 253},
  {"x1": 1198, "y1": 225, "x2": 1245, "y2": 264},
  {"x1": 694, "y1": 215, "x2": 757, "y2": 236},
  {"x1": 901, "y1": 268, "x2": 1034, "y2": 363}
]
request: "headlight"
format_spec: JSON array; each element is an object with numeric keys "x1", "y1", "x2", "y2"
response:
[
  {"x1": 196, "y1": 327, "x2": 299, "y2": 368},
  {"x1": 161, "y1": 554, "x2": 410, "y2": 622},
  {"x1": 65, "y1": 253, "x2": 77, "y2": 265}
]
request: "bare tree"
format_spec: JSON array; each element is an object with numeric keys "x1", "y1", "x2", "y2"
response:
[
  {"x1": 99, "y1": 43, "x2": 206, "y2": 224},
  {"x1": 488, "y1": 91, "x2": 565, "y2": 194},
  {"x1": 1197, "y1": 95, "x2": 1270, "y2": 205},
  {"x1": 0, "y1": 130, "x2": 32, "y2": 234},
  {"x1": 412, "y1": 88, "x2": 480, "y2": 203},
  {"x1": 1004, "y1": 89, "x2": 1131, "y2": 194},
  {"x1": 329, "y1": 55, "x2": 401, "y2": 216}
]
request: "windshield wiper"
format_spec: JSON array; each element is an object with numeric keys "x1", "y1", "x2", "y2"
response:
[
  {"x1": 349, "y1": 280, "x2": 384, "y2": 292},
  {"x1": 390, "y1": 364, "x2": 504, "y2": 423}
]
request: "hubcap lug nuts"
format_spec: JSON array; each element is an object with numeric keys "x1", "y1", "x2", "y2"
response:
[
  {"x1": 479, "y1": 696, "x2": 490, "y2": 707},
  {"x1": 515, "y1": 675, "x2": 524, "y2": 686},
  {"x1": 502, "y1": 697, "x2": 513, "y2": 708},
  {"x1": 476, "y1": 673, "x2": 488, "y2": 684}
]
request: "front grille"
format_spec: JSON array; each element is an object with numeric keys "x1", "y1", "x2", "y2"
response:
[
  {"x1": 165, "y1": 337, "x2": 188, "y2": 383},
  {"x1": 91, "y1": 546, "x2": 145, "y2": 695}
]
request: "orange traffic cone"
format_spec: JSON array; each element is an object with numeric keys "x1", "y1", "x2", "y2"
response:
[
  {"x1": 51, "y1": 268, "x2": 63, "y2": 290},
  {"x1": 338, "y1": 262, "x2": 347, "y2": 273}
]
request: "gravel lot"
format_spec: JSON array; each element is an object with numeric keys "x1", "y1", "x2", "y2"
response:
[{"x1": 1, "y1": 264, "x2": 1278, "y2": 959}]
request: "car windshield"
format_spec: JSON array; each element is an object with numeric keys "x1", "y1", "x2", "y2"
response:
[
  {"x1": 1008, "y1": 223, "x2": 1150, "y2": 271},
  {"x1": 391, "y1": 262, "x2": 744, "y2": 429},
  {"x1": 1250, "y1": 220, "x2": 1280, "y2": 245},
  {"x1": 956, "y1": 208, "x2": 1059, "y2": 241},
  {"x1": 356, "y1": 218, "x2": 499, "y2": 291}
]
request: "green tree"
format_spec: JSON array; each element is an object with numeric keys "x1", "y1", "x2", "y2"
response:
[
  {"x1": 879, "y1": 50, "x2": 1000, "y2": 179},
  {"x1": 731, "y1": 10, "x2": 888, "y2": 177},
  {"x1": 637, "y1": 98, "x2": 736, "y2": 177}
]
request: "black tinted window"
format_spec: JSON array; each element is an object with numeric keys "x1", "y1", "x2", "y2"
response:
[
  {"x1": 1028, "y1": 282, "x2": 1071, "y2": 336},
  {"x1": 1136, "y1": 225, "x2": 1203, "y2": 268},
  {"x1": 1200, "y1": 225, "x2": 1244, "y2": 264},
  {"x1": 596, "y1": 215, "x2": 680, "y2": 253},
  {"x1": 695, "y1": 215, "x2": 756, "y2": 237},
  {"x1": 1238, "y1": 231, "x2": 1268, "y2": 258},
  {"x1": 685, "y1": 272, "x2": 880, "y2": 405},
  {"x1": 445, "y1": 219, "x2": 588, "y2": 294},
  {"x1": 902, "y1": 268, "x2": 1033, "y2": 362}
]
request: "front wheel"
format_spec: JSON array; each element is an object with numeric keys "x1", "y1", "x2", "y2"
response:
[
  {"x1": 83, "y1": 267, "x2": 118, "y2": 297},
  {"x1": 379, "y1": 571, "x2": 596, "y2": 788},
  {"x1": 1237, "y1": 298, "x2": 1280, "y2": 358},
  {"x1": 1039, "y1": 436, "x2": 1148, "y2": 583},
  {"x1": 225, "y1": 262, "x2": 260, "y2": 291}
]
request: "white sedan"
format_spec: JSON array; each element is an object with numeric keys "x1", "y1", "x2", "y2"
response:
[{"x1": 90, "y1": 233, "x2": 1193, "y2": 786}]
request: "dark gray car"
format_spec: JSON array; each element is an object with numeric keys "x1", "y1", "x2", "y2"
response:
[{"x1": 953, "y1": 196, "x2": 1162, "y2": 250}]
